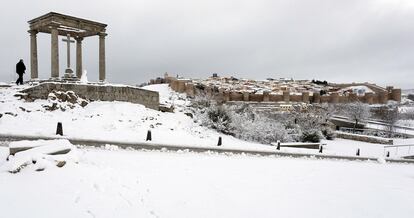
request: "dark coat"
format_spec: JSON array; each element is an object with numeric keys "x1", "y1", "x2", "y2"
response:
[{"x1": 16, "y1": 61, "x2": 26, "y2": 75}]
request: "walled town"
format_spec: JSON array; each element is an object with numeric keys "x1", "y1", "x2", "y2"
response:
[{"x1": 150, "y1": 73, "x2": 401, "y2": 107}]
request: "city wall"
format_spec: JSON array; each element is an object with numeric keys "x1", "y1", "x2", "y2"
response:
[{"x1": 158, "y1": 77, "x2": 401, "y2": 104}]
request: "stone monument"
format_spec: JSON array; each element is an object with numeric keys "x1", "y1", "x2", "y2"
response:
[{"x1": 28, "y1": 12, "x2": 108, "y2": 82}]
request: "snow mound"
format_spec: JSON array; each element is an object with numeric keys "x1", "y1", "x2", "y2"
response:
[
  {"x1": 80, "y1": 70, "x2": 88, "y2": 83},
  {"x1": 2, "y1": 139, "x2": 78, "y2": 173}
]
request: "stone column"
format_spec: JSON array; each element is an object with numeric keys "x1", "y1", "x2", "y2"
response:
[
  {"x1": 76, "y1": 37, "x2": 83, "y2": 78},
  {"x1": 99, "y1": 32, "x2": 107, "y2": 82},
  {"x1": 51, "y1": 27, "x2": 59, "y2": 78},
  {"x1": 29, "y1": 30, "x2": 38, "y2": 79}
]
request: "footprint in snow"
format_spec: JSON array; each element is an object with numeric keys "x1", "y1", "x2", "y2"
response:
[{"x1": 93, "y1": 183, "x2": 102, "y2": 192}]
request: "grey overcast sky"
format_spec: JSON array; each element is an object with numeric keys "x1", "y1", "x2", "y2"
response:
[{"x1": 0, "y1": 0, "x2": 413, "y2": 88}]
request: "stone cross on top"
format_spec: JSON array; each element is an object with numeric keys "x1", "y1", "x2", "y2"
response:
[
  {"x1": 62, "y1": 34, "x2": 75, "y2": 78},
  {"x1": 28, "y1": 12, "x2": 108, "y2": 82}
]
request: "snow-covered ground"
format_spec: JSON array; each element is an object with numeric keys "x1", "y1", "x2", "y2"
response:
[
  {"x1": 0, "y1": 84, "x2": 264, "y2": 149},
  {"x1": 1, "y1": 84, "x2": 414, "y2": 158},
  {"x1": 1, "y1": 144, "x2": 414, "y2": 218},
  {"x1": 1, "y1": 84, "x2": 414, "y2": 217}
]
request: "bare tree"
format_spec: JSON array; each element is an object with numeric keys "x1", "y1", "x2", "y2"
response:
[
  {"x1": 344, "y1": 101, "x2": 371, "y2": 133},
  {"x1": 377, "y1": 106, "x2": 399, "y2": 137}
]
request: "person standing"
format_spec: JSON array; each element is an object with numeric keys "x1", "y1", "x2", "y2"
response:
[{"x1": 16, "y1": 59, "x2": 26, "y2": 85}]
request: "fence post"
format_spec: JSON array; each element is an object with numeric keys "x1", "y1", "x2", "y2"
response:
[
  {"x1": 56, "y1": 122, "x2": 63, "y2": 136},
  {"x1": 217, "y1": 137, "x2": 222, "y2": 146},
  {"x1": 356, "y1": 148, "x2": 360, "y2": 156},
  {"x1": 146, "y1": 130, "x2": 152, "y2": 141},
  {"x1": 276, "y1": 140, "x2": 280, "y2": 150}
]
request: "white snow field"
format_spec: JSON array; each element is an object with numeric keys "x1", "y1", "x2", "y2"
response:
[
  {"x1": 1, "y1": 84, "x2": 414, "y2": 217},
  {"x1": 0, "y1": 84, "x2": 265, "y2": 149},
  {"x1": 1, "y1": 83, "x2": 414, "y2": 158},
  {"x1": 1, "y1": 144, "x2": 414, "y2": 218}
]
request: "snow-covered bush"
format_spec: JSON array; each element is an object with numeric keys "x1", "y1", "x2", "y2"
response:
[
  {"x1": 191, "y1": 94, "x2": 232, "y2": 133},
  {"x1": 206, "y1": 105, "x2": 233, "y2": 134},
  {"x1": 321, "y1": 125, "x2": 336, "y2": 140},
  {"x1": 191, "y1": 93, "x2": 211, "y2": 110},
  {"x1": 192, "y1": 100, "x2": 336, "y2": 144},
  {"x1": 287, "y1": 104, "x2": 337, "y2": 142},
  {"x1": 193, "y1": 102, "x2": 293, "y2": 143},
  {"x1": 231, "y1": 110, "x2": 292, "y2": 143},
  {"x1": 300, "y1": 129, "x2": 323, "y2": 143}
]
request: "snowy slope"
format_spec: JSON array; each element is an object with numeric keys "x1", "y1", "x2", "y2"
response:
[
  {"x1": 1, "y1": 84, "x2": 413, "y2": 158},
  {"x1": 0, "y1": 84, "x2": 264, "y2": 149},
  {"x1": 0, "y1": 146, "x2": 414, "y2": 218}
]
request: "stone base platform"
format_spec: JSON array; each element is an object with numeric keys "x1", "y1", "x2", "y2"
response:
[{"x1": 20, "y1": 82, "x2": 159, "y2": 110}]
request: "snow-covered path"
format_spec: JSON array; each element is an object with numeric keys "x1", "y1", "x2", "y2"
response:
[{"x1": 1, "y1": 146, "x2": 414, "y2": 218}]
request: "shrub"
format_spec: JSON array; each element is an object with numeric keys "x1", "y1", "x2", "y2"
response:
[
  {"x1": 321, "y1": 126, "x2": 336, "y2": 140},
  {"x1": 199, "y1": 104, "x2": 233, "y2": 134},
  {"x1": 191, "y1": 94, "x2": 211, "y2": 109},
  {"x1": 300, "y1": 130, "x2": 323, "y2": 143},
  {"x1": 231, "y1": 114, "x2": 292, "y2": 144}
]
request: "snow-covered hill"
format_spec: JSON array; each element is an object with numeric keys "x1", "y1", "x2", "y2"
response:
[{"x1": 0, "y1": 84, "x2": 264, "y2": 149}]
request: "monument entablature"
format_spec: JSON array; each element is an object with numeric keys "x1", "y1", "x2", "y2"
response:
[
  {"x1": 29, "y1": 12, "x2": 107, "y2": 38},
  {"x1": 28, "y1": 12, "x2": 108, "y2": 82}
]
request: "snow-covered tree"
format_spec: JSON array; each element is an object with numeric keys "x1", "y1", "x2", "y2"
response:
[
  {"x1": 376, "y1": 105, "x2": 399, "y2": 137},
  {"x1": 344, "y1": 101, "x2": 371, "y2": 132}
]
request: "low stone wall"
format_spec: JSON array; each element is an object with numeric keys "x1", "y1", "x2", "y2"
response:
[
  {"x1": 21, "y1": 82, "x2": 159, "y2": 110},
  {"x1": 335, "y1": 131, "x2": 393, "y2": 145}
]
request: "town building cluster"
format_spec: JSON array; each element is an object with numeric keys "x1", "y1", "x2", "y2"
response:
[{"x1": 149, "y1": 73, "x2": 401, "y2": 106}]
